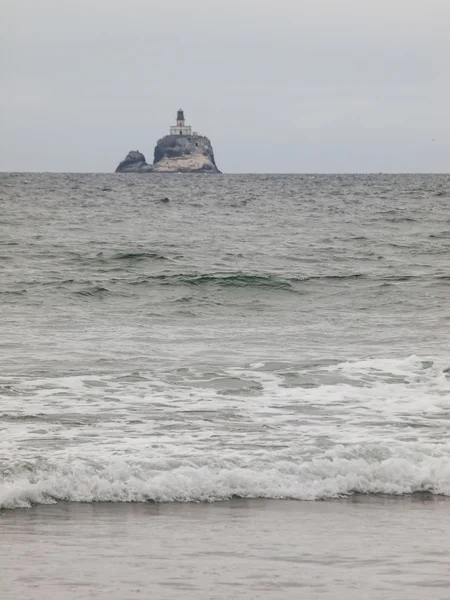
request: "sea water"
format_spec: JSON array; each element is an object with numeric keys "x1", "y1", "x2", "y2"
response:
[{"x1": 1, "y1": 173, "x2": 450, "y2": 598}]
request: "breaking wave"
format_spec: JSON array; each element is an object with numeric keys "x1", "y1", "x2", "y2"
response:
[{"x1": 2, "y1": 450, "x2": 450, "y2": 510}]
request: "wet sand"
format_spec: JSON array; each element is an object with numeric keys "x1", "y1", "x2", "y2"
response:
[{"x1": 1, "y1": 496, "x2": 449, "y2": 600}]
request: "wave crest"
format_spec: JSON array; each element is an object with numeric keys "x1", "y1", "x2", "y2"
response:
[{"x1": 2, "y1": 453, "x2": 449, "y2": 510}]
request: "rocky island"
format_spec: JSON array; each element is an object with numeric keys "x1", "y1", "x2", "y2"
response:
[{"x1": 115, "y1": 110, "x2": 220, "y2": 174}]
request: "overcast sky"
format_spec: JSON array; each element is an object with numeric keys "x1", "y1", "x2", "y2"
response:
[{"x1": 1, "y1": 0, "x2": 449, "y2": 172}]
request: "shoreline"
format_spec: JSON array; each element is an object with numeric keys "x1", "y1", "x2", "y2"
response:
[{"x1": 1, "y1": 490, "x2": 449, "y2": 514}]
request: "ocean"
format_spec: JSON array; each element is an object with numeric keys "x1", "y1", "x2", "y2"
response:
[{"x1": 1, "y1": 172, "x2": 450, "y2": 599}]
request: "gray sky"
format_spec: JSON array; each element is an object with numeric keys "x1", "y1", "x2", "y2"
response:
[{"x1": 1, "y1": 0, "x2": 449, "y2": 172}]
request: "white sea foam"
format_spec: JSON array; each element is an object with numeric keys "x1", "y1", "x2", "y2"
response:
[
  {"x1": 1, "y1": 355, "x2": 450, "y2": 509},
  {"x1": 1, "y1": 451, "x2": 450, "y2": 509}
]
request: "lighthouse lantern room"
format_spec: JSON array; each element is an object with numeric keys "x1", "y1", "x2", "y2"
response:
[{"x1": 170, "y1": 109, "x2": 193, "y2": 136}]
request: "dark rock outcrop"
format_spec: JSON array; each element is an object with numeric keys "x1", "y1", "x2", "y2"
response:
[
  {"x1": 115, "y1": 150, "x2": 153, "y2": 173},
  {"x1": 115, "y1": 135, "x2": 220, "y2": 173}
]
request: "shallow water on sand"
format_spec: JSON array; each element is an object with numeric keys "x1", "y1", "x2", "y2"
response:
[{"x1": 1, "y1": 498, "x2": 450, "y2": 600}]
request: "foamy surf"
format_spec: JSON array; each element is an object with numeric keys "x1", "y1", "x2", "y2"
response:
[
  {"x1": 1, "y1": 354, "x2": 450, "y2": 509},
  {"x1": 2, "y1": 448, "x2": 450, "y2": 509}
]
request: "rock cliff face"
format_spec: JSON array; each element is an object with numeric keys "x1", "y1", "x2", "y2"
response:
[
  {"x1": 153, "y1": 135, "x2": 219, "y2": 173},
  {"x1": 115, "y1": 135, "x2": 220, "y2": 174}
]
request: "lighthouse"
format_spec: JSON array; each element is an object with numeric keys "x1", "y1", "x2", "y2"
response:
[{"x1": 170, "y1": 109, "x2": 192, "y2": 136}]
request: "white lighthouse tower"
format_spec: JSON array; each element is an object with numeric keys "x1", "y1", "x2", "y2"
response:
[{"x1": 170, "y1": 109, "x2": 192, "y2": 136}]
